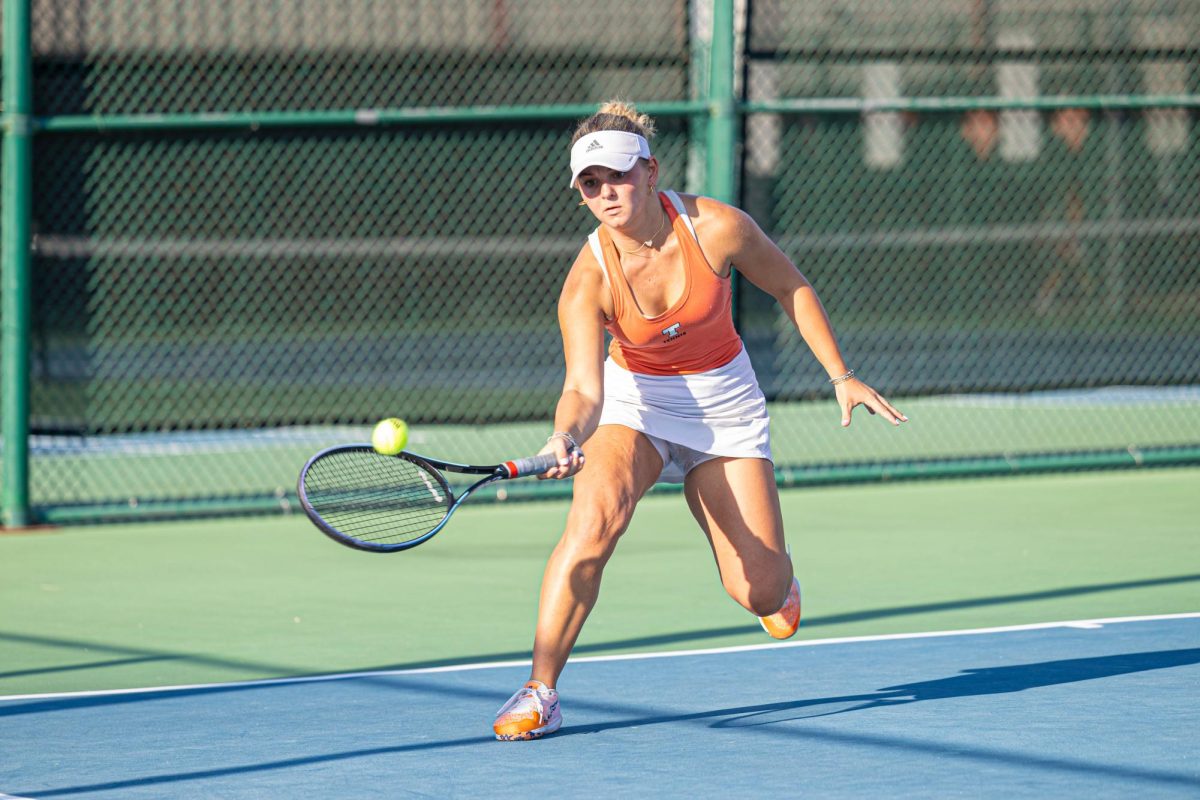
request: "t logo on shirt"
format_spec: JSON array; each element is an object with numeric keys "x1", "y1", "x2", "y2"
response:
[{"x1": 662, "y1": 323, "x2": 683, "y2": 339}]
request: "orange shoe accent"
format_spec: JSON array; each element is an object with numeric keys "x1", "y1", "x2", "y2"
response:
[{"x1": 758, "y1": 577, "x2": 801, "y2": 639}]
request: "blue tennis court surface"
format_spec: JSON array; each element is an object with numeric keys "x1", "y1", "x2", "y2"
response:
[{"x1": 3, "y1": 614, "x2": 1197, "y2": 798}]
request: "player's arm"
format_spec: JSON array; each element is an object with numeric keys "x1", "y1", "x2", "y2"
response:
[
  {"x1": 541, "y1": 247, "x2": 608, "y2": 477},
  {"x1": 711, "y1": 204, "x2": 847, "y2": 379},
  {"x1": 702, "y1": 199, "x2": 906, "y2": 427}
]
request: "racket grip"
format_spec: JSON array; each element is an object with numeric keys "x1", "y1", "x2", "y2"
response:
[{"x1": 503, "y1": 452, "x2": 562, "y2": 478}]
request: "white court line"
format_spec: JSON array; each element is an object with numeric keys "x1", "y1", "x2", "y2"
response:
[{"x1": 2, "y1": 611, "x2": 1197, "y2": 704}]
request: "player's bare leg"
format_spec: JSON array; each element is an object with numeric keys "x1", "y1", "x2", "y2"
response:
[
  {"x1": 684, "y1": 456, "x2": 797, "y2": 634},
  {"x1": 494, "y1": 425, "x2": 660, "y2": 741},
  {"x1": 530, "y1": 425, "x2": 662, "y2": 687}
]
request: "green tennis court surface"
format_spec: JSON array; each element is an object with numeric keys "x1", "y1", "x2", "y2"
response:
[{"x1": 3, "y1": 468, "x2": 1196, "y2": 697}]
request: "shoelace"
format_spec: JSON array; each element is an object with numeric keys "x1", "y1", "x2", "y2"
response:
[{"x1": 496, "y1": 686, "x2": 547, "y2": 718}]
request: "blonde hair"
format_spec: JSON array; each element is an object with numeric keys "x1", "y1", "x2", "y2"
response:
[{"x1": 570, "y1": 100, "x2": 657, "y2": 147}]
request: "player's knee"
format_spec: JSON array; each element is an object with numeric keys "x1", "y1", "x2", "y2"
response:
[
  {"x1": 744, "y1": 584, "x2": 787, "y2": 617},
  {"x1": 563, "y1": 494, "x2": 635, "y2": 555},
  {"x1": 726, "y1": 563, "x2": 792, "y2": 616}
]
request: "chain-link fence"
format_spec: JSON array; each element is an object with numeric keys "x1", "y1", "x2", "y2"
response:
[{"x1": 3, "y1": 0, "x2": 1198, "y2": 523}]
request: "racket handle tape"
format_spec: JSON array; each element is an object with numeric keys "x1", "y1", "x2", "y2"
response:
[{"x1": 501, "y1": 453, "x2": 561, "y2": 478}]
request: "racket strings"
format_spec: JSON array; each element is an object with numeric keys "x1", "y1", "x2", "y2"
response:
[{"x1": 302, "y1": 450, "x2": 452, "y2": 545}]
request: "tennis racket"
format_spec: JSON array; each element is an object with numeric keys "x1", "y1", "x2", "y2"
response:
[{"x1": 297, "y1": 445, "x2": 559, "y2": 553}]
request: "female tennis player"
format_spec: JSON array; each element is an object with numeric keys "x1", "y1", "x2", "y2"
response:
[{"x1": 493, "y1": 101, "x2": 906, "y2": 741}]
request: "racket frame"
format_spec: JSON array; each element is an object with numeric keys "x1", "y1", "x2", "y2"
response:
[{"x1": 297, "y1": 444, "x2": 557, "y2": 553}]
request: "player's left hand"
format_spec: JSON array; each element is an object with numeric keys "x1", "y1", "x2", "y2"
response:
[{"x1": 836, "y1": 379, "x2": 908, "y2": 428}]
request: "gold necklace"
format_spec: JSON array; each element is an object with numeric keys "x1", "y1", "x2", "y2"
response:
[{"x1": 615, "y1": 208, "x2": 668, "y2": 256}]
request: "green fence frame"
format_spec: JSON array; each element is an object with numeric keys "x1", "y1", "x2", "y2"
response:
[
  {"x1": 2, "y1": 0, "x2": 33, "y2": 527},
  {"x1": 3, "y1": 0, "x2": 1199, "y2": 526}
]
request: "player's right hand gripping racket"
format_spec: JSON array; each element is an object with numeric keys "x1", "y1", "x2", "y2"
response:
[{"x1": 297, "y1": 445, "x2": 559, "y2": 553}]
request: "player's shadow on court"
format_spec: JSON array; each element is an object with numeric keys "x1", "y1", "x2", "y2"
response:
[{"x1": 563, "y1": 647, "x2": 1200, "y2": 735}]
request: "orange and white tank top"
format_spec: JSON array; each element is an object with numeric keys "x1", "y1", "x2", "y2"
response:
[{"x1": 589, "y1": 190, "x2": 743, "y2": 376}]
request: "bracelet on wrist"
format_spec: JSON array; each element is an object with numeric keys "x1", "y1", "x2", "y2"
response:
[
  {"x1": 829, "y1": 369, "x2": 856, "y2": 386},
  {"x1": 547, "y1": 431, "x2": 580, "y2": 450}
]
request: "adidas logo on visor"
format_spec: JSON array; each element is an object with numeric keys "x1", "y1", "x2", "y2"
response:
[{"x1": 585, "y1": 139, "x2": 603, "y2": 152}]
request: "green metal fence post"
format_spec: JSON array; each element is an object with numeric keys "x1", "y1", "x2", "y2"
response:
[
  {"x1": 2, "y1": 0, "x2": 34, "y2": 527},
  {"x1": 705, "y1": 0, "x2": 740, "y2": 323},
  {"x1": 705, "y1": 0, "x2": 737, "y2": 204}
]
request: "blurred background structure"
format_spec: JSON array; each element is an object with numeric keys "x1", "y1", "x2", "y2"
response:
[{"x1": 2, "y1": 0, "x2": 1197, "y2": 525}]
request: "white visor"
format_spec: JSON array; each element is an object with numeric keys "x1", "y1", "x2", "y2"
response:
[{"x1": 568, "y1": 131, "x2": 652, "y2": 188}]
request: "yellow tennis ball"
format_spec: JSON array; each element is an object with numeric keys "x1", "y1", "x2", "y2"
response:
[{"x1": 371, "y1": 418, "x2": 408, "y2": 456}]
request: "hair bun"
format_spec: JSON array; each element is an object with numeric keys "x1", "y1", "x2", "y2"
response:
[{"x1": 594, "y1": 100, "x2": 657, "y2": 139}]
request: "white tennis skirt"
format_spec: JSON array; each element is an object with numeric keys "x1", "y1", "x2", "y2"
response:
[{"x1": 597, "y1": 346, "x2": 773, "y2": 483}]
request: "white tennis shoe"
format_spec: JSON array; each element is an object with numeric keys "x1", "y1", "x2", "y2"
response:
[{"x1": 493, "y1": 680, "x2": 562, "y2": 741}]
